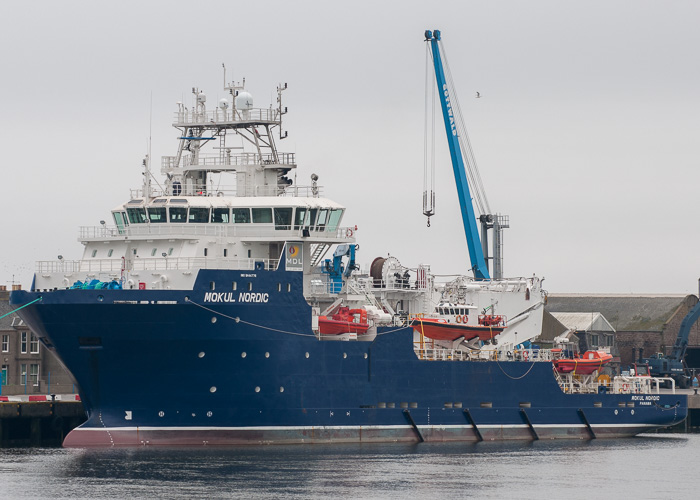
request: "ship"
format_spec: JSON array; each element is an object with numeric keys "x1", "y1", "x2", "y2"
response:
[{"x1": 9, "y1": 32, "x2": 687, "y2": 446}]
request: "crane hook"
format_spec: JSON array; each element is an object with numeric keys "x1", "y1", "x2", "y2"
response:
[{"x1": 426, "y1": 217, "x2": 431, "y2": 228}]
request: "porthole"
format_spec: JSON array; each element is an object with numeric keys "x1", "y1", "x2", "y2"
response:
[
  {"x1": 211, "y1": 317, "x2": 217, "y2": 324},
  {"x1": 158, "y1": 411, "x2": 165, "y2": 417},
  {"x1": 204, "y1": 248, "x2": 208, "y2": 257},
  {"x1": 277, "y1": 283, "x2": 282, "y2": 292},
  {"x1": 343, "y1": 353, "x2": 347, "y2": 359},
  {"x1": 364, "y1": 353, "x2": 368, "y2": 359},
  {"x1": 97, "y1": 295, "x2": 104, "y2": 302},
  {"x1": 209, "y1": 281, "x2": 215, "y2": 290},
  {"x1": 168, "y1": 247, "x2": 174, "y2": 256},
  {"x1": 265, "y1": 352, "x2": 270, "y2": 358},
  {"x1": 210, "y1": 386, "x2": 217, "y2": 393},
  {"x1": 191, "y1": 413, "x2": 196, "y2": 417},
  {"x1": 305, "y1": 352, "x2": 310, "y2": 359},
  {"x1": 224, "y1": 249, "x2": 228, "y2": 257},
  {"x1": 255, "y1": 386, "x2": 261, "y2": 393},
  {"x1": 198, "y1": 352, "x2": 205, "y2": 358},
  {"x1": 241, "y1": 352, "x2": 247, "y2": 358},
  {"x1": 279, "y1": 387, "x2": 284, "y2": 393},
  {"x1": 207, "y1": 411, "x2": 213, "y2": 417}
]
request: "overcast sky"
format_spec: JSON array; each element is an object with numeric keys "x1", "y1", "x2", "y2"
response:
[{"x1": 1, "y1": 0, "x2": 699, "y2": 294}]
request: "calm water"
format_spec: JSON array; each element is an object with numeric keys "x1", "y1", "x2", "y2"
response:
[{"x1": 0, "y1": 434, "x2": 698, "y2": 499}]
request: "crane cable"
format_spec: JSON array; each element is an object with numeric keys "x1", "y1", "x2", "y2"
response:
[
  {"x1": 441, "y1": 43, "x2": 491, "y2": 216},
  {"x1": 423, "y1": 44, "x2": 437, "y2": 226}
]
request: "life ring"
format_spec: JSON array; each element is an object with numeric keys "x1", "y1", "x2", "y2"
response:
[
  {"x1": 622, "y1": 383, "x2": 630, "y2": 392},
  {"x1": 462, "y1": 315, "x2": 468, "y2": 324},
  {"x1": 523, "y1": 350, "x2": 529, "y2": 361},
  {"x1": 455, "y1": 315, "x2": 462, "y2": 323},
  {"x1": 346, "y1": 228, "x2": 354, "y2": 237}
]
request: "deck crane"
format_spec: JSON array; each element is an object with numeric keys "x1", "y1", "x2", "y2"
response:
[{"x1": 424, "y1": 29, "x2": 508, "y2": 279}]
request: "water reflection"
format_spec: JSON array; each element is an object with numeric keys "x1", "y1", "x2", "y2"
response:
[{"x1": 0, "y1": 435, "x2": 695, "y2": 499}]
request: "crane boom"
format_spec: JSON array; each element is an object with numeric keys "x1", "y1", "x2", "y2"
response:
[{"x1": 425, "y1": 29, "x2": 490, "y2": 280}]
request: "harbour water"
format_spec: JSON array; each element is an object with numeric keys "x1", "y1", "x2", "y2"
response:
[{"x1": 0, "y1": 434, "x2": 698, "y2": 499}]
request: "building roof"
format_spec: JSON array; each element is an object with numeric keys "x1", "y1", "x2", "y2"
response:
[
  {"x1": 550, "y1": 312, "x2": 615, "y2": 333},
  {"x1": 0, "y1": 292, "x2": 19, "y2": 329},
  {"x1": 546, "y1": 294, "x2": 693, "y2": 332}
]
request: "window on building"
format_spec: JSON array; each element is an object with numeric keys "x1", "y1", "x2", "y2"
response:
[
  {"x1": 1, "y1": 334, "x2": 8, "y2": 353},
  {"x1": 590, "y1": 334, "x2": 599, "y2": 347},
  {"x1": 30, "y1": 364, "x2": 39, "y2": 386},
  {"x1": 606, "y1": 335, "x2": 614, "y2": 347},
  {"x1": 30, "y1": 333, "x2": 39, "y2": 354},
  {"x1": 21, "y1": 332, "x2": 27, "y2": 354},
  {"x1": 20, "y1": 363, "x2": 27, "y2": 386}
]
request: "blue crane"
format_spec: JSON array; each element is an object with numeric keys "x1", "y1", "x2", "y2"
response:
[
  {"x1": 425, "y1": 29, "x2": 490, "y2": 281},
  {"x1": 641, "y1": 294, "x2": 700, "y2": 388}
]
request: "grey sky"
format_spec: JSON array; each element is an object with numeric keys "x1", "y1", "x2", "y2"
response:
[{"x1": 1, "y1": 0, "x2": 699, "y2": 294}]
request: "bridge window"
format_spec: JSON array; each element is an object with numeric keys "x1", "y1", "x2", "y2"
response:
[
  {"x1": 113, "y1": 211, "x2": 128, "y2": 233},
  {"x1": 294, "y1": 208, "x2": 307, "y2": 229},
  {"x1": 274, "y1": 208, "x2": 292, "y2": 230},
  {"x1": 169, "y1": 207, "x2": 187, "y2": 222},
  {"x1": 232, "y1": 208, "x2": 251, "y2": 223},
  {"x1": 147, "y1": 207, "x2": 167, "y2": 223},
  {"x1": 211, "y1": 208, "x2": 230, "y2": 223},
  {"x1": 189, "y1": 207, "x2": 210, "y2": 223},
  {"x1": 327, "y1": 209, "x2": 343, "y2": 231},
  {"x1": 108, "y1": 249, "x2": 113, "y2": 257},
  {"x1": 126, "y1": 207, "x2": 147, "y2": 224},
  {"x1": 307, "y1": 208, "x2": 318, "y2": 229},
  {"x1": 317, "y1": 209, "x2": 328, "y2": 230},
  {"x1": 252, "y1": 208, "x2": 272, "y2": 224}
]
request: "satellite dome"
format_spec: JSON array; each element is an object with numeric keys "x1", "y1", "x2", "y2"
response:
[
  {"x1": 219, "y1": 98, "x2": 229, "y2": 109},
  {"x1": 235, "y1": 91, "x2": 253, "y2": 110}
]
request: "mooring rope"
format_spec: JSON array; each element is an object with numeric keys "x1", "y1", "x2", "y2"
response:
[
  {"x1": 185, "y1": 297, "x2": 411, "y2": 338},
  {"x1": 0, "y1": 296, "x2": 42, "y2": 321}
]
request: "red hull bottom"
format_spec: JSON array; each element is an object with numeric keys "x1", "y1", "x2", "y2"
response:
[{"x1": 62, "y1": 422, "x2": 666, "y2": 447}]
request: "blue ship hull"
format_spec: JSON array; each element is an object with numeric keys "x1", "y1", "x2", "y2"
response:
[{"x1": 11, "y1": 268, "x2": 687, "y2": 446}]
